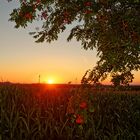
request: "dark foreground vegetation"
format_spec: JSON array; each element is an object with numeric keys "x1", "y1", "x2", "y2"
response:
[{"x1": 0, "y1": 83, "x2": 140, "y2": 140}]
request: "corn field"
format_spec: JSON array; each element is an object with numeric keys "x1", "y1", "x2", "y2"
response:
[{"x1": 0, "y1": 83, "x2": 140, "y2": 140}]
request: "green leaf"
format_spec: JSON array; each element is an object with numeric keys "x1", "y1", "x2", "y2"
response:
[
  {"x1": 78, "y1": 125, "x2": 83, "y2": 130},
  {"x1": 88, "y1": 106, "x2": 95, "y2": 113},
  {"x1": 29, "y1": 32, "x2": 36, "y2": 35}
]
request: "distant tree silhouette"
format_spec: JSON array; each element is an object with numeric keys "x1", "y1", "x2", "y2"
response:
[{"x1": 8, "y1": 0, "x2": 140, "y2": 85}]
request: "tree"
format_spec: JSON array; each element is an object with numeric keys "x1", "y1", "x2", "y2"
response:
[{"x1": 8, "y1": 0, "x2": 140, "y2": 85}]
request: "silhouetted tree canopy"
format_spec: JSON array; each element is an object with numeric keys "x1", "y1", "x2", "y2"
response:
[{"x1": 8, "y1": 0, "x2": 140, "y2": 85}]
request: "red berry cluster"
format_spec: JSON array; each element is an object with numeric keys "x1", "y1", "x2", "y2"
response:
[
  {"x1": 75, "y1": 101, "x2": 88, "y2": 125},
  {"x1": 76, "y1": 114, "x2": 84, "y2": 124},
  {"x1": 24, "y1": 13, "x2": 32, "y2": 20},
  {"x1": 80, "y1": 101, "x2": 88, "y2": 109},
  {"x1": 41, "y1": 11, "x2": 48, "y2": 20},
  {"x1": 84, "y1": 1, "x2": 92, "y2": 7},
  {"x1": 63, "y1": 11, "x2": 70, "y2": 24},
  {"x1": 84, "y1": 1, "x2": 93, "y2": 15}
]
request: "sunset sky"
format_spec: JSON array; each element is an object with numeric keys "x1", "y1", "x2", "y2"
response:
[{"x1": 0, "y1": 0, "x2": 140, "y2": 84}]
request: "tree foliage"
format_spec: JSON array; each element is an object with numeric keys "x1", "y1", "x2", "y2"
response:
[{"x1": 8, "y1": 0, "x2": 140, "y2": 85}]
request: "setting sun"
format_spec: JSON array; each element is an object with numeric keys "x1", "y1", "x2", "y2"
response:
[{"x1": 47, "y1": 79, "x2": 54, "y2": 84}]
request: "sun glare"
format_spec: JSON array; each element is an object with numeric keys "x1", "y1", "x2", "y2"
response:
[{"x1": 47, "y1": 79, "x2": 54, "y2": 84}]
